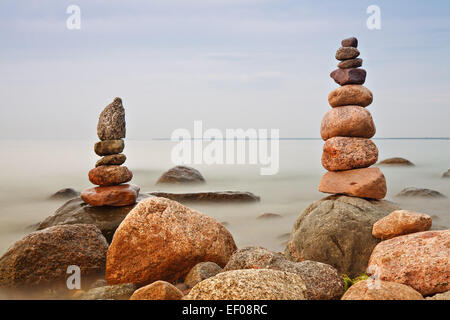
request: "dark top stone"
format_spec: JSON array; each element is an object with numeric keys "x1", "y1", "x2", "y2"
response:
[
  {"x1": 97, "y1": 97, "x2": 126, "y2": 141},
  {"x1": 341, "y1": 37, "x2": 358, "y2": 48}
]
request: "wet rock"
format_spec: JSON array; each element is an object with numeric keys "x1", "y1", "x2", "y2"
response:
[
  {"x1": 74, "y1": 283, "x2": 137, "y2": 300},
  {"x1": 372, "y1": 210, "x2": 432, "y2": 240},
  {"x1": 285, "y1": 195, "x2": 399, "y2": 278},
  {"x1": 156, "y1": 166, "x2": 205, "y2": 184},
  {"x1": 49, "y1": 188, "x2": 80, "y2": 200},
  {"x1": 88, "y1": 165, "x2": 132, "y2": 186},
  {"x1": 106, "y1": 197, "x2": 237, "y2": 285},
  {"x1": 224, "y1": 246, "x2": 344, "y2": 300},
  {"x1": 319, "y1": 167, "x2": 387, "y2": 200},
  {"x1": 322, "y1": 137, "x2": 378, "y2": 171},
  {"x1": 378, "y1": 157, "x2": 414, "y2": 166},
  {"x1": 320, "y1": 105, "x2": 376, "y2": 140},
  {"x1": 95, "y1": 154, "x2": 126, "y2": 167},
  {"x1": 130, "y1": 281, "x2": 183, "y2": 300},
  {"x1": 148, "y1": 191, "x2": 260, "y2": 203},
  {"x1": 328, "y1": 85, "x2": 373, "y2": 108},
  {"x1": 37, "y1": 195, "x2": 149, "y2": 243},
  {"x1": 396, "y1": 187, "x2": 446, "y2": 198},
  {"x1": 184, "y1": 262, "x2": 223, "y2": 288},
  {"x1": 184, "y1": 269, "x2": 307, "y2": 300},
  {"x1": 0, "y1": 224, "x2": 108, "y2": 288},
  {"x1": 341, "y1": 280, "x2": 423, "y2": 300},
  {"x1": 97, "y1": 97, "x2": 126, "y2": 141},
  {"x1": 81, "y1": 184, "x2": 139, "y2": 207},
  {"x1": 94, "y1": 140, "x2": 124, "y2": 156}
]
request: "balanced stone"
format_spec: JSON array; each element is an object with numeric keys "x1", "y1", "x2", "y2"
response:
[
  {"x1": 95, "y1": 154, "x2": 126, "y2": 167},
  {"x1": 88, "y1": 165, "x2": 133, "y2": 186},
  {"x1": 94, "y1": 140, "x2": 124, "y2": 156},
  {"x1": 97, "y1": 97, "x2": 126, "y2": 141},
  {"x1": 330, "y1": 68, "x2": 366, "y2": 85},
  {"x1": 372, "y1": 210, "x2": 432, "y2": 240},
  {"x1": 335, "y1": 47, "x2": 360, "y2": 60},
  {"x1": 328, "y1": 85, "x2": 373, "y2": 107},
  {"x1": 338, "y1": 58, "x2": 363, "y2": 69},
  {"x1": 322, "y1": 137, "x2": 378, "y2": 171},
  {"x1": 341, "y1": 37, "x2": 358, "y2": 48},
  {"x1": 320, "y1": 105, "x2": 376, "y2": 140},
  {"x1": 319, "y1": 167, "x2": 387, "y2": 199},
  {"x1": 81, "y1": 184, "x2": 139, "y2": 207}
]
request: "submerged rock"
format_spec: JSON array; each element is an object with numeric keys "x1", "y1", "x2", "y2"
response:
[
  {"x1": 37, "y1": 195, "x2": 149, "y2": 242},
  {"x1": 148, "y1": 191, "x2": 260, "y2": 203},
  {"x1": 341, "y1": 280, "x2": 423, "y2": 300},
  {"x1": 184, "y1": 269, "x2": 308, "y2": 300},
  {"x1": 285, "y1": 195, "x2": 399, "y2": 278},
  {"x1": 224, "y1": 246, "x2": 343, "y2": 300},
  {"x1": 396, "y1": 187, "x2": 446, "y2": 198},
  {"x1": 49, "y1": 188, "x2": 80, "y2": 200},
  {"x1": 0, "y1": 224, "x2": 108, "y2": 288},
  {"x1": 156, "y1": 166, "x2": 205, "y2": 184},
  {"x1": 106, "y1": 197, "x2": 237, "y2": 285},
  {"x1": 378, "y1": 157, "x2": 414, "y2": 166},
  {"x1": 443, "y1": 170, "x2": 450, "y2": 178},
  {"x1": 73, "y1": 283, "x2": 137, "y2": 300}
]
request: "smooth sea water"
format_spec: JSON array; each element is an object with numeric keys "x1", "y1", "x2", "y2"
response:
[{"x1": 0, "y1": 139, "x2": 449, "y2": 258}]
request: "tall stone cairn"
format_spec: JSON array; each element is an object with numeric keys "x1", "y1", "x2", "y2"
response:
[
  {"x1": 318, "y1": 37, "x2": 387, "y2": 199},
  {"x1": 81, "y1": 97, "x2": 140, "y2": 206}
]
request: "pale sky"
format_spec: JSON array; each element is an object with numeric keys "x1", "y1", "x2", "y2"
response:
[{"x1": 0, "y1": 0, "x2": 449, "y2": 139}]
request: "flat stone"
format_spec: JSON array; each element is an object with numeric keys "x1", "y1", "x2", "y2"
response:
[
  {"x1": 95, "y1": 154, "x2": 126, "y2": 167},
  {"x1": 335, "y1": 47, "x2": 360, "y2": 60},
  {"x1": 396, "y1": 187, "x2": 446, "y2": 198},
  {"x1": 156, "y1": 166, "x2": 205, "y2": 184},
  {"x1": 328, "y1": 85, "x2": 373, "y2": 108},
  {"x1": 49, "y1": 188, "x2": 80, "y2": 200},
  {"x1": 97, "y1": 97, "x2": 126, "y2": 141},
  {"x1": 285, "y1": 195, "x2": 399, "y2": 278},
  {"x1": 319, "y1": 167, "x2": 387, "y2": 199},
  {"x1": 368, "y1": 230, "x2": 450, "y2": 296},
  {"x1": 81, "y1": 184, "x2": 139, "y2": 207},
  {"x1": 184, "y1": 269, "x2": 308, "y2": 300},
  {"x1": 257, "y1": 213, "x2": 282, "y2": 219},
  {"x1": 37, "y1": 195, "x2": 149, "y2": 243},
  {"x1": 341, "y1": 280, "x2": 423, "y2": 300},
  {"x1": 338, "y1": 58, "x2": 363, "y2": 69},
  {"x1": 106, "y1": 197, "x2": 237, "y2": 286},
  {"x1": 372, "y1": 210, "x2": 432, "y2": 240},
  {"x1": 320, "y1": 105, "x2": 376, "y2": 140},
  {"x1": 94, "y1": 140, "x2": 124, "y2": 156},
  {"x1": 330, "y1": 68, "x2": 366, "y2": 85},
  {"x1": 341, "y1": 37, "x2": 358, "y2": 48},
  {"x1": 378, "y1": 157, "x2": 414, "y2": 166},
  {"x1": 88, "y1": 165, "x2": 132, "y2": 186},
  {"x1": 130, "y1": 281, "x2": 184, "y2": 300},
  {"x1": 322, "y1": 137, "x2": 378, "y2": 171},
  {"x1": 148, "y1": 191, "x2": 260, "y2": 203}
]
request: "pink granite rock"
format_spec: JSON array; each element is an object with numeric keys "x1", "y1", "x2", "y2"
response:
[{"x1": 372, "y1": 210, "x2": 432, "y2": 240}]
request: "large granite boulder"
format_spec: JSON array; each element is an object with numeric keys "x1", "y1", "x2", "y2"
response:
[
  {"x1": 37, "y1": 195, "x2": 149, "y2": 242},
  {"x1": 0, "y1": 224, "x2": 108, "y2": 288},
  {"x1": 285, "y1": 195, "x2": 399, "y2": 278},
  {"x1": 106, "y1": 197, "x2": 237, "y2": 285},
  {"x1": 184, "y1": 269, "x2": 307, "y2": 300},
  {"x1": 223, "y1": 246, "x2": 343, "y2": 300}
]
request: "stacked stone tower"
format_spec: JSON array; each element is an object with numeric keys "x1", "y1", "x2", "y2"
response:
[
  {"x1": 81, "y1": 97, "x2": 140, "y2": 206},
  {"x1": 319, "y1": 37, "x2": 387, "y2": 199}
]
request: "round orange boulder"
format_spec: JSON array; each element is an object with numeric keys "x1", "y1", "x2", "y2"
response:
[{"x1": 81, "y1": 184, "x2": 140, "y2": 207}]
